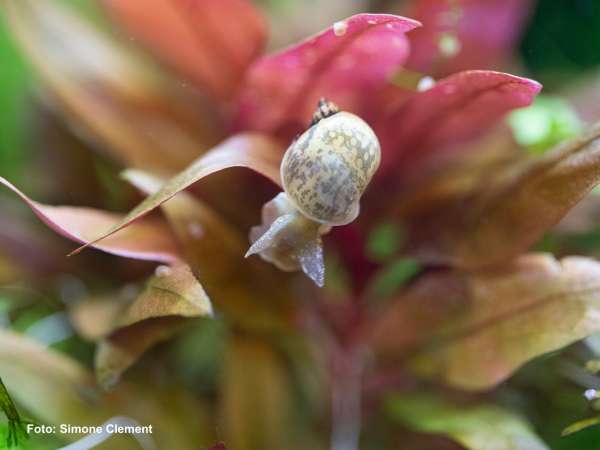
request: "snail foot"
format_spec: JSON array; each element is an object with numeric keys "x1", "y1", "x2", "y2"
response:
[{"x1": 246, "y1": 193, "x2": 329, "y2": 287}]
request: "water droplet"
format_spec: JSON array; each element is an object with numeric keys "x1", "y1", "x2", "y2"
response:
[
  {"x1": 333, "y1": 21, "x2": 348, "y2": 37},
  {"x1": 584, "y1": 389, "x2": 598, "y2": 400},
  {"x1": 155, "y1": 265, "x2": 172, "y2": 278},
  {"x1": 417, "y1": 76, "x2": 436, "y2": 92}
]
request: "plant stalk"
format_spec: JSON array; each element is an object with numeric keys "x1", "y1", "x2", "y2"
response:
[{"x1": 330, "y1": 348, "x2": 364, "y2": 450}]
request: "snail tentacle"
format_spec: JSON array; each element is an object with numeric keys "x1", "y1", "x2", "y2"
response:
[{"x1": 245, "y1": 214, "x2": 296, "y2": 259}]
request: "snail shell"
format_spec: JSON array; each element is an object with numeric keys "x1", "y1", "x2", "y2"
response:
[
  {"x1": 281, "y1": 111, "x2": 381, "y2": 226},
  {"x1": 247, "y1": 101, "x2": 381, "y2": 287}
]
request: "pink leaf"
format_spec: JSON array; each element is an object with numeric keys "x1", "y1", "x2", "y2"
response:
[
  {"x1": 234, "y1": 14, "x2": 421, "y2": 138},
  {"x1": 0, "y1": 177, "x2": 181, "y2": 263},
  {"x1": 404, "y1": 0, "x2": 534, "y2": 76},
  {"x1": 103, "y1": 0, "x2": 266, "y2": 99},
  {"x1": 378, "y1": 70, "x2": 541, "y2": 178},
  {"x1": 69, "y1": 133, "x2": 283, "y2": 256}
]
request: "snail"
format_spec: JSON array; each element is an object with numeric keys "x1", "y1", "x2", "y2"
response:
[{"x1": 245, "y1": 98, "x2": 381, "y2": 287}]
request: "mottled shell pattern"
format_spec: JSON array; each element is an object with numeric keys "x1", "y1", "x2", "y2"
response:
[{"x1": 281, "y1": 110, "x2": 381, "y2": 226}]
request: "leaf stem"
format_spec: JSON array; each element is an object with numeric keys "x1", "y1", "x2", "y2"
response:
[{"x1": 330, "y1": 347, "x2": 364, "y2": 450}]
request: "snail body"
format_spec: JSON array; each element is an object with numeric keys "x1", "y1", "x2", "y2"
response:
[{"x1": 246, "y1": 100, "x2": 381, "y2": 286}]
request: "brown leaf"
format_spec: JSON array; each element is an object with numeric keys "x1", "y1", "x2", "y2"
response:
[
  {"x1": 119, "y1": 263, "x2": 212, "y2": 327},
  {"x1": 0, "y1": 252, "x2": 19, "y2": 285},
  {"x1": 122, "y1": 170, "x2": 296, "y2": 333},
  {"x1": 220, "y1": 336, "x2": 293, "y2": 450},
  {"x1": 70, "y1": 294, "x2": 127, "y2": 341},
  {"x1": 375, "y1": 254, "x2": 600, "y2": 391},
  {"x1": 0, "y1": 176, "x2": 181, "y2": 263},
  {"x1": 406, "y1": 122, "x2": 600, "y2": 269},
  {"x1": 70, "y1": 133, "x2": 283, "y2": 258},
  {"x1": 87, "y1": 264, "x2": 212, "y2": 386},
  {"x1": 3, "y1": 0, "x2": 223, "y2": 172},
  {"x1": 95, "y1": 316, "x2": 189, "y2": 389}
]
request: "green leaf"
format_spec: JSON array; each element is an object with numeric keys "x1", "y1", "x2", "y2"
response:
[
  {"x1": 0, "y1": 376, "x2": 27, "y2": 448},
  {"x1": 562, "y1": 416, "x2": 600, "y2": 437},
  {"x1": 508, "y1": 96, "x2": 581, "y2": 155},
  {"x1": 366, "y1": 222, "x2": 404, "y2": 261},
  {"x1": 388, "y1": 393, "x2": 549, "y2": 450},
  {"x1": 368, "y1": 257, "x2": 421, "y2": 298},
  {"x1": 0, "y1": 15, "x2": 31, "y2": 184}
]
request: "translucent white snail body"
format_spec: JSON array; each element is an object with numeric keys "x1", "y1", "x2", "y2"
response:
[{"x1": 245, "y1": 99, "x2": 381, "y2": 286}]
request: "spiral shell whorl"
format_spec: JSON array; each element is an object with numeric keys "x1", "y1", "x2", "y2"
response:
[{"x1": 281, "y1": 112, "x2": 381, "y2": 226}]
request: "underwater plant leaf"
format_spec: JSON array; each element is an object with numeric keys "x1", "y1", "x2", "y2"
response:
[
  {"x1": 0, "y1": 176, "x2": 181, "y2": 263},
  {"x1": 405, "y1": 0, "x2": 534, "y2": 76},
  {"x1": 377, "y1": 254, "x2": 600, "y2": 391},
  {"x1": 235, "y1": 13, "x2": 421, "y2": 137},
  {"x1": 95, "y1": 317, "x2": 189, "y2": 389},
  {"x1": 70, "y1": 134, "x2": 283, "y2": 257},
  {"x1": 122, "y1": 170, "x2": 296, "y2": 334},
  {"x1": 379, "y1": 70, "x2": 541, "y2": 178},
  {"x1": 70, "y1": 294, "x2": 133, "y2": 341},
  {"x1": 0, "y1": 329, "x2": 206, "y2": 449},
  {"x1": 73, "y1": 264, "x2": 211, "y2": 339},
  {"x1": 118, "y1": 263, "x2": 213, "y2": 328},
  {"x1": 0, "y1": 376, "x2": 27, "y2": 448},
  {"x1": 103, "y1": 0, "x2": 266, "y2": 99},
  {"x1": 562, "y1": 415, "x2": 600, "y2": 436},
  {"x1": 87, "y1": 264, "x2": 212, "y2": 387},
  {"x1": 3, "y1": 0, "x2": 223, "y2": 173},
  {"x1": 408, "y1": 122, "x2": 600, "y2": 269},
  {"x1": 220, "y1": 337, "x2": 294, "y2": 450},
  {"x1": 508, "y1": 96, "x2": 581, "y2": 155},
  {"x1": 388, "y1": 392, "x2": 549, "y2": 450}
]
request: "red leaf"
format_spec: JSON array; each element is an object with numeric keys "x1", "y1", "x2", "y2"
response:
[
  {"x1": 69, "y1": 133, "x2": 283, "y2": 256},
  {"x1": 234, "y1": 14, "x2": 421, "y2": 138},
  {"x1": 405, "y1": 0, "x2": 534, "y2": 76},
  {"x1": 0, "y1": 177, "x2": 181, "y2": 263},
  {"x1": 378, "y1": 70, "x2": 541, "y2": 178},
  {"x1": 103, "y1": 0, "x2": 266, "y2": 99}
]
